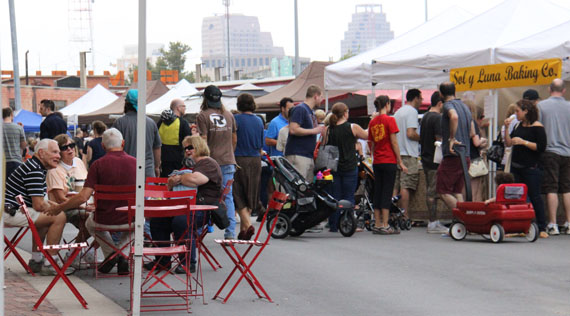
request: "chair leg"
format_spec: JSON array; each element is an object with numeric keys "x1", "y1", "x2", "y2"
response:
[
  {"x1": 4, "y1": 232, "x2": 35, "y2": 275},
  {"x1": 34, "y1": 249, "x2": 88, "y2": 310}
]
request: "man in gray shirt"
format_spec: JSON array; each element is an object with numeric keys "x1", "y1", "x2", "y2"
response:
[
  {"x1": 113, "y1": 89, "x2": 162, "y2": 178},
  {"x1": 537, "y1": 79, "x2": 570, "y2": 235},
  {"x1": 436, "y1": 82, "x2": 474, "y2": 210},
  {"x1": 3, "y1": 107, "x2": 26, "y2": 179}
]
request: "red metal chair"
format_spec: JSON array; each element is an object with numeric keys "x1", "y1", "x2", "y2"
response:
[
  {"x1": 197, "y1": 179, "x2": 234, "y2": 272},
  {"x1": 92, "y1": 184, "x2": 136, "y2": 278},
  {"x1": 4, "y1": 226, "x2": 34, "y2": 275},
  {"x1": 126, "y1": 197, "x2": 197, "y2": 313},
  {"x1": 145, "y1": 177, "x2": 169, "y2": 191},
  {"x1": 212, "y1": 190, "x2": 288, "y2": 303},
  {"x1": 15, "y1": 195, "x2": 88, "y2": 310}
]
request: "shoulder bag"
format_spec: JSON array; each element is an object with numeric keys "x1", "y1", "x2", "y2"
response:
[
  {"x1": 468, "y1": 158, "x2": 489, "y2": 178},
  {"x1": 487, "y1": 133, "x2": 504, "y2": 164},
  {"x1": 314, "y1": 127, "x2": 339, "y2": 172}
]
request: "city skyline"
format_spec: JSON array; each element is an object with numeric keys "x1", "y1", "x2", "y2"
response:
[{"x1": 2, "y1": 0, "x2": 570, "y2": 75}]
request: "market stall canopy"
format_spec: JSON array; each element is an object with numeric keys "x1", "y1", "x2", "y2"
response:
[
  {"x1": 496, "y1": 20, "x2": 570, "y2": 79},
  {"x1": 222, "y1": 82, "x2": 268, "y2": 97},
  {"x1": 78, "y1": 80, "x2": 169, "y2": 125},
  {"x1": 325, "y1": 6, "x2": 473, "y2": 91},
  {"x1": 59, "y1": 84, "x2": 119, "y2": 116},
  {"x1": 184, "y1": 95, "x2": 237, "y2": 114},
  {"x1": 146, "y1": 79, "x2": 198, "y2": 115},
  {"x1": 14, "y1": 109, "x2": 42, "y2": 133},
  {"x1": 370, "y1": 0, "x2": 570, "y2": 89},
  {"x1": 256, "y1": 61, "x2": 350, "y2": 111}
]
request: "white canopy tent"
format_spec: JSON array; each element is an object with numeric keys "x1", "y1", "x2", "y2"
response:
[
  {"x1": 59, "y1": 84, "x2": 118, "y2": 116},
  {"x1": 146, "y1": 79, "x2": 198, "y2": 115},
  {"x1": 184, "y1": 95, "x2": 237, "y2": 114},
  {"x1": 370, "y1": 0, "x2": 570, "y2": 89},
  {"x1": 324, "y1": 6, "x2": 473, "y2": 91}
]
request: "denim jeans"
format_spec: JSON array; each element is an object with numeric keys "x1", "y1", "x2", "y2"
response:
[
  {"x1": 150, "y1": 211, "x2": 208, "y2": 266},
  {"x1": 220, "y1": 164, "x2": 236, "y2": 238},
  {"x1": 511, "y1": 166, "x2": 547, "y2": 231},
  {"x1": 328, "y1": 168, "x2": 358, "y2": 232}
]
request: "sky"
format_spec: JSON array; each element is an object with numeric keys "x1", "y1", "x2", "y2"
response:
[{"x1": 2, "y1": 0, "x2": 570, "y2": 75}]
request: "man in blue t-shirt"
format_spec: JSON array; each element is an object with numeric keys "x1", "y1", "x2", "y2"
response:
[
  {"x1": 265, "y1": 97, "x2": 295, "y2": 157},
  {"x1": 284, "y1": 85, "x2": 325, "y2": 180}
]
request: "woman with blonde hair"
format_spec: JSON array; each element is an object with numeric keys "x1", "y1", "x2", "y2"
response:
[
  {"x1": 320, "y1": 102, "x2": 367, "y2": 232},
  {"x1": 465, "y1": 101, "x2": 488, "y2": 202}
]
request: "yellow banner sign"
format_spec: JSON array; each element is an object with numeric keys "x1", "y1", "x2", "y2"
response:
[{"x1": 450, "y1": 58, "x2": 562, "y2": 91}]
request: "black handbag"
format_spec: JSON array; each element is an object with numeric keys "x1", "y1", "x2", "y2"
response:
[
  {"x1": 198, "y1": 195, "x2": 229, "y2": 229},
  {"x1": 487, "y1": 134, "x2": 504, "y2": 164}
]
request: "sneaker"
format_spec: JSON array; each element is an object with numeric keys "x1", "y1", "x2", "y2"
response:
[
  {"x1": 40, "y1": 258, "x2": 76, "y2": 276},
  {"x1": 547, "y1": 225, "x2": 560, "y2": 236},
  {"x1": 28, "y1": 259, "x2": 44, "y2": 274},
  {"x1": 372, "y1": 226, "x2": 398, "y2": 235},
  {"x1": 98, "y1": 252, "x2": 118, "y2": 274},
  {"x1": 561, "y1": 223, "x2": 570, "y2": 235},
  {"x1": 175, "y1": 264, "x2": 196, "y2": 274},
  {"x1": 427, "y1": 221, "x2": 449, "y2": 234},
  {"x1": 539, "y1": 231, "x2": 549, "y2": 239}
]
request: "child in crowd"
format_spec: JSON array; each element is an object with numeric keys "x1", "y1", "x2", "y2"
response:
[{"x1": 484, "y1": 172, "x2": 515, "y2": 204}]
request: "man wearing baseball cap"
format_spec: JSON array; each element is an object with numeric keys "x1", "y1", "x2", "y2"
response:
[{"x1": 196, "y1": 85, "x2": 238, "y2": 239}]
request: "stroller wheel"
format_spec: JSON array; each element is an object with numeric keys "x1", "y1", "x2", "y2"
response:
[
  {"x1": 450, "y1": 222, "x2": 467, "y2": 241},
  {"x1": 404, "y1": 219, "x2": 412, "y2": 230},
  {"x1": 526, "y1": 223, "x2": 539, "y2": 242},
  {"x1": 266, "y1": 213, "x2": 291, "y2": 239},
  {"x1": 490, "y1": 224, "x2": 505, "y2": 243},
  {"x1": 339, "y1": 210, "x2": 357, "y2": 237}
]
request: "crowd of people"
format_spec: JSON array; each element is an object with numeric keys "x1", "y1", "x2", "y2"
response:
[{"x1": 2, "y1": 78, "x2": 569, "y2": 277}]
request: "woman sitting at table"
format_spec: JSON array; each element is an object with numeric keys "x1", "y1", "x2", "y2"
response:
[
  {"x1": 147, "y1": 135, "x2": 222, "y2": 274},
  {"x1": 46, "y1": 134, "x2": 90, "y2": 245}
]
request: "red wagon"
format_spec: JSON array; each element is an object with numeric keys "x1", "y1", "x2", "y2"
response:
[{"x1": 449, "y1": 183, "x2": 539, "y2": 243}]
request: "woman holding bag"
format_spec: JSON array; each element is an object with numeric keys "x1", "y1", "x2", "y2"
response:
[
  {"x1": 465, "y1": 101, "x2": 488, "y2": 202},
  {"x1": 504, "y1": 99, "x2": 548, "y2": 238},
  {"x1": 320, "y1": 102, "x2": 367, "y2": 232}
]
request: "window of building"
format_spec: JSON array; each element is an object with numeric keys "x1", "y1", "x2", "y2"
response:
[
  {"x1": 253, "y1": 58, "x2": 257, "y2": 66},
  {"x1": 265, "y1": 57, "x2": 269, "y2": 65},
  {"x1": 9, "y1": 99, "x2": 15, "y2": 108},
  {"x1": 248, "y1": 58, "x2": 251, "y2": 66},
  {"x1": 54, "y1": 100, "x2": 67, "y2": 111},
  {"x1": 259, "y1": 58, "x2": 263, "y2": 66},
  {"x1": 241, "y1": 58, "x2": 245, "y2": 67},
  {"x1": 204, "y1": 60, "x2": 210, "y2": 68}
]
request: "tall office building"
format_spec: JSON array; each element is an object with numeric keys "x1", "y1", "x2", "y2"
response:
[
  {"x1": 340, "y1": 4, "x2": 394, "y2": 57},
  {"x1": 201, "y1": 14, "x2": 285, "y2": 80}
]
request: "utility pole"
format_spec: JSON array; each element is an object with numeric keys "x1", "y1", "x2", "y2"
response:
[
  {"x1": 9, "y1": 0, "x2": 22, "y2": 110},
  {"x1": 25, "y1": 50, "x2": 29, "y2": 85},
  {"x1": 223, "y1": 0, "x2": 231, "y2": 81},
  {"x1": 294, "y1": 0, "x2": 300, "y2": 76},
  {"x1": 425, "y1": 0, "x2": 428, "y2": 22},
  {"x1": 79, "y1": 51, "x2": 87, "y2": 89}
]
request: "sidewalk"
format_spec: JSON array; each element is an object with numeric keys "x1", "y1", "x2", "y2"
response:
[{"x1": 4, "y1": 248, "x2": 126, "y2": 315}]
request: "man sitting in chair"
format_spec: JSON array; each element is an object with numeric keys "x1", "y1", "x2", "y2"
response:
[
  {"x1": 4, "y1": 138, "x2": 71, "y2": 276},
  {"x1": 46, "y1": 128, "x2": 136, "y2": 275}
]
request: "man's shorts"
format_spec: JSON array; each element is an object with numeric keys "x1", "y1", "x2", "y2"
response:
[
  {"x1": 423, "y1": 166, "x2": 438, "y2": 200},
  {"x1": 541, "y1": 152, "x2": 570, "y2": 194},
  {"x1": 285, "y1": 155, "x2": 314, "y2": 182},
  {"x1": 436, "y1": 156, "x2": 470, "y2": 195},
  {"x1": 394, "y1": 156, "x2": 419, "y2": 192},
  {"x1": 4, "y1": 206, "x2": 41, "y2": 227}
]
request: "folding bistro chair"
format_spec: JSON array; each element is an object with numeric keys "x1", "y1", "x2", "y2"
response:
[
  {"x1": 15, "y1": 195, "x2": 88, "y2": 310},
  {"x1": 126, "y1": 196, "x2": 197, "y2": 313},
  {"x1": 93, "y1": 184, "x2": 136, "y2": 278},
  {"x1": 197, "y1": 179, "x2": 234, "y2": 271},
  {"x1": 213, "y1": 190, "x2": 288, "y2": 303},
  {"x1": 4, "y1": 225, "x2": 34, "y2": 275}
]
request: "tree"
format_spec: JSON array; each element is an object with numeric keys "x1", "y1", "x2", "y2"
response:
[
  {"x1": 339, "y1": 49, "x2": 357, "y2": 61},
  {"x1": 158, "y1": 42, "x2": 192, "y2": 74}
]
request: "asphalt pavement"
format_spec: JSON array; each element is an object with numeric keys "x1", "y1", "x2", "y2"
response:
[{"x1": 6, "y1": 223, "x2": 570, "y2": 316}]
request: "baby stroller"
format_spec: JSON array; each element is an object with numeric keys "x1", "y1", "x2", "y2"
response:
[
  {"x1": 264, "y1": 156, "x2": 357, "y2": 238},
  {"x1": 354, "y1": 156, "x2": 412, "y2": 231}
]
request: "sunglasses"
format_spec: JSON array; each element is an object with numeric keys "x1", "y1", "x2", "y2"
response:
[
  {"x1": 184, "y1": 145, "x2": 194, "y2": 151},
  {"x1": 60, "y1": 143, "x2": 76, "y2": 151}
]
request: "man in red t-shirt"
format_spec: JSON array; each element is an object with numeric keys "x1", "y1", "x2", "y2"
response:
[
  {"x1": 46, "y1": 128, "x2": 136, "y2": 275},
  {"x1": 367, "y1": 95, "x2": 407, "y2": 235}
]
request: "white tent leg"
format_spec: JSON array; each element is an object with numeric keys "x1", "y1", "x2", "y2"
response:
[
  {"x1": 132, "y1": 0, "x2": 147, "y2": 315},
  {"x1": 325, "y1": 90, "x2": 329, "y2": 112},
  {"x1": 488, "y1": 89, "x2": 499, "y2": 199}
]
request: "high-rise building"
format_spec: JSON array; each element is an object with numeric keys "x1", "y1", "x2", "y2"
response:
[
  {"x1": 340, "y1": 4, "x2": 394, "y2": 57},
  {"x1": 117, "y1": 43, "x2": 164, "y2": 72},
  {"x1": 201, "y1": 14, "x2": 285, "y2": 80}
]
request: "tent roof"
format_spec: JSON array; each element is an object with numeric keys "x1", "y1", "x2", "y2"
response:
[
  {"x1": 233, "y1": 82, "x2": 264, "y2": 91},
  {"x1": 183, "y1": 96, "x2": 237, "y2": 114},
  {"x1": 146, "y1": 79, "x2": 198, "y2": 115},
  {"x1": 14, "y1": 109, "x2": 42, "y2": 133},
  {"x1": 78, "y1": 81, "x2": 169, "y2": 124},
  {"x1": 256, "y1": 61, "x2": 349, "y2": 111},
  {"x1": 370, "y1": 0, "x2": 570, "y2": 88},
  {"x1": 496, "y1": 20, "x2": 570, "y2": 79},
  {"x1": 59, "y1": 84, "x2": 119, "y2": 116},
  {"x1": 325, "y1": 6, "x2": 473, "y2": 91}
]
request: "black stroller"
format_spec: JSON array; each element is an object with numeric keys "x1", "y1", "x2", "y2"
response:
[
  {"x1": 264, "y1": 156, "x2": 357, "y2": 238},
  {"x1": 354, "y1": 156, "x2": 412, "y2": 231}
]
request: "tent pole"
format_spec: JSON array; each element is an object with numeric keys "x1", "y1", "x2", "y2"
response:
[
  {"x1": 0, "y1": 34, "x2": 5, "y2": 314},
  {"x1": 490, "y1": 89, "x2": 499, "y2": 198},
  {"x1": 325, "y1": 90, "x2": 329, "y2": 112},
  {"x1": 132, "y1": 0, "x2": 147, "y2": 315}
]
